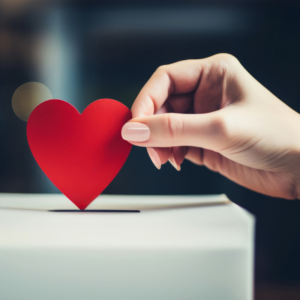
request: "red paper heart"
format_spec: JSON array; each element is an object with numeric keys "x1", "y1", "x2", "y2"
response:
[{"x1": 27, "y1": 99, "x2": 132, "y2": 210}]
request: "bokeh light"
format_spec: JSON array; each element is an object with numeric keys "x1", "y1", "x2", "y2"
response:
[{"x1": 12, "y1": 82, "x2": 52, "y2": 122}]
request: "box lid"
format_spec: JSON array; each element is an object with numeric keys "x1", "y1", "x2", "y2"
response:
[{"x1": 0, "y1": 193, "x2": 254, "y2": 250}]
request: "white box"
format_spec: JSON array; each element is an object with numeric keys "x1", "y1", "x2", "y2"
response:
[{"x1": 0, "y1": 194, "x2": 254, "y2": 300}]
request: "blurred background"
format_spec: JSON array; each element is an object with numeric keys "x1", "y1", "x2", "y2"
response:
[{"x1": 1, "y1": 0, "x2": 300, "y2": 299}]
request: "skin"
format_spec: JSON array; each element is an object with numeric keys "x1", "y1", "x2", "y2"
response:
[{"x1": 124, "y1": 53, "x2": 300, "y2": 200}]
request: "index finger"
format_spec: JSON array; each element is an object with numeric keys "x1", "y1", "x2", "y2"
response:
[{"x1": 131, "y1": 59, "x2": 204, "y2": 118}]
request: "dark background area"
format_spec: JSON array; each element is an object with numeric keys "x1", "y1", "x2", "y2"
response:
[{"x1": 1, "y1": 0, "x2": 300, "y2": 299}]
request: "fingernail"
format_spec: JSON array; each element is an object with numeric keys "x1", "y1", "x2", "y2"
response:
[
  {"x1": 169, "y1": 155, "x2": 181, "y2": 171},
  {"x1": 121, "y1": 122, "x2": 150, "y2": 142},
  {"x1": 147, "y1": 147, "x2": 161, "y2": 170}
]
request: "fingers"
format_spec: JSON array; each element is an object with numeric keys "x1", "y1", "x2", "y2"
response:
[
  {"x1": 185, "y1": 147, "x2": 203, "y2": 165},
  {"x1": 143, "y1": 93, "x2": 193, "y2": 171},
  {"x1": 167, "y1": 93, "x2": 194, "y2": 113},
  {"x1": 154, "y1": 93, "x2": 193, "y2": 115},
  {"x1": 131, "y1": 60, "x2": 203, "y2": 118},
  {"x1": 185, "y1": 148, "x2": 225, "y2": 172},
  {"x1": 169, "y1": 146, "x2": 188, "y2": 171},
  {"x1": 128, "y1": 54, "x2": 245, "y2": 172},
  {"x1": 131, "y1": 54, "x2": 243, "y2": 118},
  {"x1": 146, "y1": 146, "x2": 187, "y2": 171},
  {"x1": 122, "y1": 111, "x2": 227, "y2": 151},
  {"x1": 147, "y1": 147, "x2": 171, "y2": 169},
  {"x1": 146, "y1": 148, "x2": 162, "y2": 169}
]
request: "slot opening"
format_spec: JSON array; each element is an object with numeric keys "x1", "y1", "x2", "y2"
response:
[{"x1": 49, "y1": 209, "x2": 140, "y2": 213}]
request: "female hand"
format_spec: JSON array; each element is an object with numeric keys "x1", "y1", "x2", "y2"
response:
[{"x1": 121, "y1": 53, "x2": 300, "y2": 200}]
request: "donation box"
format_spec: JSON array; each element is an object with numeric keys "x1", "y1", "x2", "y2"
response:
[{"x1": 0, "y1": 194, "x2": 254, "y2": 300}]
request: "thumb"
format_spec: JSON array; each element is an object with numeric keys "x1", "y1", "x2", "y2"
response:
[{"x1": 121, "y1": 112, "x2": 228, "y2": 151}]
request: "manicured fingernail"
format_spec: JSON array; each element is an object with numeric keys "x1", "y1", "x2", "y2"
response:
[
  {"x1": 147, "y1": 147, "x2": 161, "y2": 170},
  {"x1": 169, "y1": 155, "x2": 181, "y2": 171},
  {"x1": 121, "y1": 122, "x2": 150, "y2": 142}
]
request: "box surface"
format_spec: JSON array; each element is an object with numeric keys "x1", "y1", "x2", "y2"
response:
[{"x1": 0, "y1": 194, "x2": 254, "y2": 300}]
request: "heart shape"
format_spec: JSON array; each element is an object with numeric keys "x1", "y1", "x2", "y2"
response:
[{"x1": 27, "y1": 99, "x2": 132, "y2": 210}]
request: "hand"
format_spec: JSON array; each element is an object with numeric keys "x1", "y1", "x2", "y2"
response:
[{"x1": 121, "y1": 53, "x2": 300, "y2": 200}]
